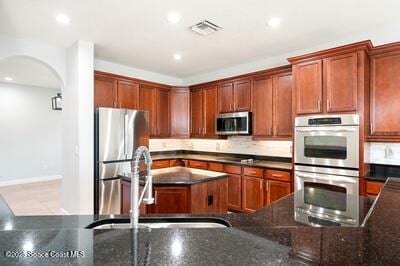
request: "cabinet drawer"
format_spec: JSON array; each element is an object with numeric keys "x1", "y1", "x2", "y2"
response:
[
  {"x1": 188, "y1": 160, "x2": 208, "y2": 169},
  {"x1": 243, "y1": 167, "x2": 264, "y2": 177},
  {"x1": 208, "y1": 162, "x2": 224, "y2": 172},
  {"x1": 152, "y1": 160, "x2": 170, "y2": 169},
  {"x1": 265, "y1": 170, "x2": 290, "y2": 182},
  {"x1": 224, "y1": 164, "x2": 242, "y2": 175},
  {"x1": 170, "y1": 159, "x2": 185, "y2": 167},
  {"x1": 366, "y1": 181, "x2": 384, "y2": 195}
]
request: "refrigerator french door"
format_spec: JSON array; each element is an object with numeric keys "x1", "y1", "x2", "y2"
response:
[{"x1": 94, "y1": 108, "x2": 149, "y2": 214}]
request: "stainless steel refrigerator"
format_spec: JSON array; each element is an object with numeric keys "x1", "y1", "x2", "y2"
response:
[{"x1": 94, "y1": 107, "x2": 149, "y2": 214}]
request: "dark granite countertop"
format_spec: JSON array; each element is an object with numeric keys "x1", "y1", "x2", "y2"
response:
[
  {"x1": 119, "y1": 166, "x2": 228, "y2": 185},
  {"x1": 0, "y1": 178, "x2": 399, "y2": 265},
  {"x1": 151, "y1": 151, "x2": 293, "y2": 171}
]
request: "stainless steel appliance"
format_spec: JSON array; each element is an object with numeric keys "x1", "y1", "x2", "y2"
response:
[
  {"x1": 294, "y1": 114, "x2": 360, "y2": 226},
  {"x1": 294, "y1": 165, "x2": 359, "y2": 226},
  {"x1": 216, "y1": 112, "x2": 251, "y2": 135},
  {"x1": 94, "y1": 107, "x2": 149, "y2": 215},
  {"x1": 294, "y1": 114, "x2": 359, "y2": 169}
]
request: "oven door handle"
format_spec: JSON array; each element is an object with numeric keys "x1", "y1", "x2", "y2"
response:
[
  {"x1": 295, "y1": 173, "x2": 357, "y2": 183},
  {"x1": 295, "y1": 128, "x2": 358, "y2": 132}
]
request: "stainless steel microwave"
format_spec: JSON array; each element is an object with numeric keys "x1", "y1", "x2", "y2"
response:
[{"x1": 216, "y1": 112, "x2": 251, "y2": 135}]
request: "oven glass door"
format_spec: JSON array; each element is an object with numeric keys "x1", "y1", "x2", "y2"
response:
[
  {"x1": 294, "y1": 171, "x2": 359, "y2": 225},
  {"x1": 295, "y1": 126, "x2": 359, "y2": 168},
  {"x1": 216, "y1": 116, "x2": 248, "y2": 134}
]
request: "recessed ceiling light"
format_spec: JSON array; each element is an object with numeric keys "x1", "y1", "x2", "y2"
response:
[
  {"x1": 173, "y1": 54, "x2": 182, "y2": 61},
  {"x1": 267, "y1": 17, "x2": 281, "y2": 28},
  {"x1": 167, "y1": 12, "x2": 181, "y2": 24},
  {"x1": 56, "y1": 14, "x2": 71, "y2": 25},
  {"x1": 4, "y1": 77, "x2": 13, "y2": 82}
]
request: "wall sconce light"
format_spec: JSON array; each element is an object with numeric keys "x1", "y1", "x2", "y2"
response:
[{"x1": 52, "y1": 93, "x2": 62, "y2": 110}]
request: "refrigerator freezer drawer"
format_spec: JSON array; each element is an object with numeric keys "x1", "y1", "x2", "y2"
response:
[{"x1": 99, "y1": 178, "x2": 121, "y2": 215}]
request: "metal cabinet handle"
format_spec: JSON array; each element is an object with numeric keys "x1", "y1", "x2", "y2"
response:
[
  {"x1": 317, "y1": 100, "x2": 321, "y2": 110},
  {"x1": 154, "y1": 191, "x2": 157, "y2": 205},
  {"x1": 327, "y1": 99, "x2": 331, "y2": 110}
]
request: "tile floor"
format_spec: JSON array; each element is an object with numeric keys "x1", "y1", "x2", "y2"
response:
[{"x1": 0, "y1": 180, "x2": 62, "y2": 215}]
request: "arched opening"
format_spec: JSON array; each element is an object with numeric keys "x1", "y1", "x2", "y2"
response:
[{"x1": 0, "y1": 55, "x2": 64, "y2": 215}]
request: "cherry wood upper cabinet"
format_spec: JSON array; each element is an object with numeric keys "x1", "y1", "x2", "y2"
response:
[
  {"x1": 218, "y1": 79, "x2": 251, "y2": 113},
  {"x1": 94, "y1": 75, "x2": 117, "y2": 108},
  {"x1": 190, "y1": 89, "x2": 204, "y2": 137},
  {"x1": 233, "y1": 80, "x2": 252, "y2": 111},
  {"x1": 324, "y1": 53, "x2": 358, "y2": 113},
  {"x1": 273, "y1": 72, "x2": 293, "y2": 137},
  {"x1": 370, "y1": 48, "x2": 400, "y2": 139},
  {"x1": 252, "y1": 69, "x2": 292, "y2": 139},
  {"x1": 294, "y1": 60, "x2": 323, "y2": 115},
  {"x1": 117, "y1": 80, "x2": 139, "y2": 109},
  {"x1": 203, "y1": 86, "x2": 218, "y2": 137},
  {"x1": 190, "y1": 86, "x2": 218, "y2": 138},
  {"x1": 253, "y1": 76, "x2": 273, "y2": 137},
  {"x1": 218, "y1": 83, "x2": 234, "y2": 113},
  {"x1": 139, "y1": 85, "x2": 157, "y2": 136},
  {"x1": 170, "y1": 88, "x2": 190, "y2": 138},
  {"x1": 155, "y1": 88, "x2": 170, "y2": 138}
]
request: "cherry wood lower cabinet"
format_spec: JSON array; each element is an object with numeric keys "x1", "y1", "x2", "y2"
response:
[
  {"x1": 265, "y1": 180, "x2": 291, "y2": 205},
  {"x1": 365, "y1": 180, "x2": 384, "y2": 197},
  {"x1": 227, "y1": 174, "x2": 242, "y2": 211},
  {"x1": 242, "y1": 176, "x2": 264, "y2": 212},
  {"x1": 121, "y1": 178, "x2": 228, "y2": 215},
  {"x1": 147, "y1": 187, "x2": 189, "y2": 214}
]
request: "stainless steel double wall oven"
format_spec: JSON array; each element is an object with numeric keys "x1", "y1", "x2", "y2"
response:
[{"x1": 294, "y1": 114, "x2": 360, "y2": 226}]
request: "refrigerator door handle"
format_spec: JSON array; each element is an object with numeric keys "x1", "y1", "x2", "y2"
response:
[{"x1": 124, "y1": 112, "x2": 128, "y2": 158}]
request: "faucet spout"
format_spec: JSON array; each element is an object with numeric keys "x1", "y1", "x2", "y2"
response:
[{"x1": 130, "y1": 146, "x2": 154, "y2": 228}]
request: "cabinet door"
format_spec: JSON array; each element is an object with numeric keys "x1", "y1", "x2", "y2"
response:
[
  {"x1": 190, "y1": 89, "x2": 203, "y2": 137},
  {"x1": 294, "y1": 60, "x2": 323, "y2": 114},
  {"x1": 325, "y1": 53, "x2": 358, "y2": 112},
  {"x1": 94, "y1": 75, "x2": 117, "y2": 108},
  {"x1": 139, "y1": 85, "x2": 156, "y2": 136},
  {"x1": 234, "y1": 79, "x2": 251, "y2": 111},
  {"x1": 370, "y1": 51, "x2": 400, "y2": 137},
  {"x1": 170, "y1": 88, "x2": 190, "y2": 138},
  {"x1": 117, "y1": 80, "x2": 139, "y2": 109},
  {"x1": 218, "y1": 83, "x2": 234, "y2": 113},
  {"x1": 203, "y1": 86, "x2": 218, "y2": 137},
  {"x1": 227, "y1": 174, "x2": 242, "y2": 211},
  {"x1": 120, "y1": 180, "x2": 146, "y2": 215},
  {"x1": 155, "y1": 88, "x2": 170, "y2": 137},
  {"x1": 242, "y1": 176, "x2": 264, "y2": 212},
  {"x1": 273, "y1": 72, "x2": 293, "y2": 137},
  {"x1": 147, "y1": 187, "x2": 189, "y2": 214},
  {"x1": 253, "y1": 76, "x2": 273, "y2": 137},
  {"x1": 266, "y1": 180, "x2": 290, "y2": 205}
]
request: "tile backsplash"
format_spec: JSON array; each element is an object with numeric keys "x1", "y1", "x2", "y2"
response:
[
  {"x1": 364, "y1": 142, "x2": 400, "y2": 166},
  {"x1": 150, "y1": 136, "x2": 292, "y2": 158}
]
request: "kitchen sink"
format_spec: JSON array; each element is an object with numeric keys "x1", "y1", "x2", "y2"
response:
[{"x1": 86, "y1": 217, "x2": 231, "y2": 229}]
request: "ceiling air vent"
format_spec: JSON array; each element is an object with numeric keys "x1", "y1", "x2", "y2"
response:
[{"x1": 191, "y1": 20, "x2": 222, "y2": 36}]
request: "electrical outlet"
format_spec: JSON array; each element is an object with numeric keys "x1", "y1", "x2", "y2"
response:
[
  {"x1": 162, "y1": 142, "x2": 167, "y2": 148},
  {"x1": 385, "y1": 147, "x2": 394, "y2": 159},
  {"x1": 216, "y1": 143, "x2": 220, "y2": 151}
]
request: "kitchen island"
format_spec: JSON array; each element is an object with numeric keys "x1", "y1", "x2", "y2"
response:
[
  {"x1": 120, "y1": 167, "x2": 229, "y2": 215},
  {"x1": 0, "y1": 178, "x2": 399, "y2": 265}
]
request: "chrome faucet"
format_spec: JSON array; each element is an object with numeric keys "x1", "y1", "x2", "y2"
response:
[{"x1": 130, "y1": 146, "x2": 154, "y2": 228}]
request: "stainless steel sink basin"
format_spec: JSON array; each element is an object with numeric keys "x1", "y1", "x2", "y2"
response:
[{"x1": 86, "y1": 217, "x2": 231, "y2": 229}]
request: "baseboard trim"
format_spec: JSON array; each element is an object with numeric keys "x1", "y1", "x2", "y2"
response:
[{"x1": 0, "y1": 175, "x2": 62, "y2": 187}]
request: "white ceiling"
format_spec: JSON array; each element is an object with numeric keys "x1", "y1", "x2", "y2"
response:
[
  {"x1": 1, "y1": 0, "x2": 400, "y2": 80},
  {"x1": 0, "y1": 57, "x2": 61, "y2": 89}
]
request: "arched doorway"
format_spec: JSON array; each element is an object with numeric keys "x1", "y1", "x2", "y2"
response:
[{"x1": 0, "y1": 55, "x2": 64, "y2": 215}]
